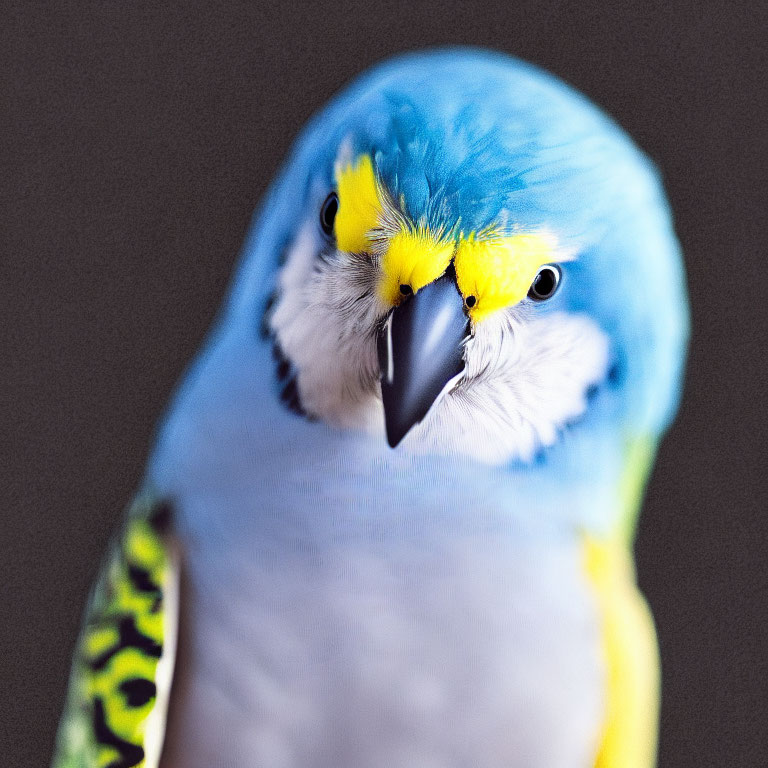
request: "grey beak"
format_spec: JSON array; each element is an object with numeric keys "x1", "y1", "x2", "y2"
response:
[{"x1": 377, "y1": 274, "x2": 470, "y2": 447}]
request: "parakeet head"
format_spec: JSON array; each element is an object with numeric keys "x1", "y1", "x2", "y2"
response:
[{"x1": 242, "y1": 50, "x2": 688, "y2": 466}]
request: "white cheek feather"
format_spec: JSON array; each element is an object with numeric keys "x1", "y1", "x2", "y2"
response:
[
  {"x1": 270, "y1": 222, "x2": 385, "y2": 431},
  {"x1": 408, "y1": 311, "x2": 610, "y2": 464},
  {"x1": 271, "y1": 224, "x2": 610, "y2": 465}
]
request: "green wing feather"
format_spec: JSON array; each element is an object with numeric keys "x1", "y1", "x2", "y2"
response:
[
  {"x1": 52, "y1": 493, "x2": 179, "y2": 768},
  {"x1": 618, "y1": 434, "x2": 657, "y2": 544}
]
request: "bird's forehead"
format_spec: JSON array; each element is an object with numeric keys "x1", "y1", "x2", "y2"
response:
[
  {"x1": 332, "y1": 144, "x2": 551, "y2": 247},
  {"x1": 333, "y1": 151, "x2": 563, "y2": 316},
  {"x1": 335, "y1": 111, "x2": 521, "y2": 237}
]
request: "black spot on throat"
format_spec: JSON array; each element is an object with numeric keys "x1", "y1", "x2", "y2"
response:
[
  {"x1": 280, "y1": 377, "x2": 308, "y2": 417},
  {"x1": 260, "y1": 281, "x2": 312, "y2": 420},
  {"x1": 259, "y1": 291, "x2": 277, "y2": 340},
  {"x1": 271, "y1": 340, "x2": 310, "y2": 418}
]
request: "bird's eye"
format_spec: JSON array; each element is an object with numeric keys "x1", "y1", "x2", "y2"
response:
[
  {"x1": 320, "y1": 192, "x2": 338, "y2": 237},
  {"x1": 528, "y1": 265, "x2": 561, "y2": 301}
]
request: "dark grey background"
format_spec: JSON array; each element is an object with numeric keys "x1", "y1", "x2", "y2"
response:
[{"x1": 3, "y1": 1, "x2": 766, "y2": 765}]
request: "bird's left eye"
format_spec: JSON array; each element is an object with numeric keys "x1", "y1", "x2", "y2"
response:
[
  {"x1": 320, "y1": 192, "x2": 338, "y2": 237},
  {"x1": 528, "y1": 265, "x2": 561, "y2": 301}
]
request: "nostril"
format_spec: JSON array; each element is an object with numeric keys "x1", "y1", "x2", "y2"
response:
[
  {"x1": 399, "y1": 284, "x2": 413, "y2": 296},
  {"x1": 465, "y1": 295, "x2": 476, "y2": 308}
]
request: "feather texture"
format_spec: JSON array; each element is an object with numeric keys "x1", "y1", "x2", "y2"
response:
[
  {"x1": 52, "y1": 495, "x2": 179, "y2": 768},
  {"x1": 54, "y1": 48, "x2": 689, "y2": 768}
]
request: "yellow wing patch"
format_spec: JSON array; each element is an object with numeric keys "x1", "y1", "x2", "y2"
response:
[
  {"x1": 454, "y1": 233, "x2": 555, "y2": 322},
  {"x1": 583, "y1": 534, "x2": 660, "y2": 768},
  {"x1": 334, "y1": 154, "x2": 383, "y2": 254},
  {"x1": 378, "y1": 225, "x2": 454, "y2": 306},
  {"x1": 52, "y1": 495, "x2": 179, "y2": 768}
]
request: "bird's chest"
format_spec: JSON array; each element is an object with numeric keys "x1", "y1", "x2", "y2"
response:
[{"x1": 161, "y1": 489, "x2": 604, "y2": 768}]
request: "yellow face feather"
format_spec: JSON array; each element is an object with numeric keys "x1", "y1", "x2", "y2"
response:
[
  {"x1": 334, "y1": 154, "x2": 383, "y2": 254},
  {"x1": 454, "y1": 233, "x2": 555, "y2": 322},
  {"x1": 334, "y1": 153, "x2": 557, "y2": 319},
  {"x1": 378, "y1": 226, "x2": 455, "y2": 305}
]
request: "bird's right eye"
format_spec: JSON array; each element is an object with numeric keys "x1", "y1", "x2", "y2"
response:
[{"x1": 320, "y1": 192, "x2": 338, "y2": 237}]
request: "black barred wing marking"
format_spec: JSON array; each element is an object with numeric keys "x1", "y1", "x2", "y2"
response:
[{"x1": 52, "y1": 496, "x2": 179, "y2": 768}]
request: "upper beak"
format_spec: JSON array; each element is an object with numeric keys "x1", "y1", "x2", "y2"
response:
[{"x1": 377, "y1": 274, "x2": 471, "y2": 447}]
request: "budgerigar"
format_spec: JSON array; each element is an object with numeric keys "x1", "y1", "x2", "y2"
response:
[{"x1": 52, "y1": 48, "x2": 688, "y2": 768}]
